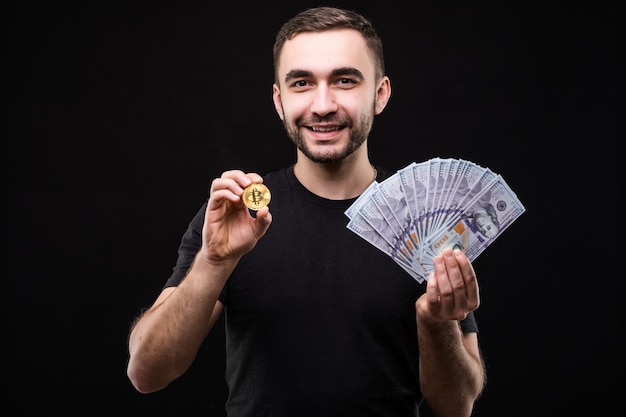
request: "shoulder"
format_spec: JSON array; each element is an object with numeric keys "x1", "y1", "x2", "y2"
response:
[
  {"x1": 262, "y1": 166, "x2": 291, "y2": 183},
  {"x1": 374, "y1": 165, "x2": 395, "y2": 181}
]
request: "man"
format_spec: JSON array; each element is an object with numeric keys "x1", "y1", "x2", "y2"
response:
[{"x1": 127, "y1": 6, "x2": 486, "y2": 417}]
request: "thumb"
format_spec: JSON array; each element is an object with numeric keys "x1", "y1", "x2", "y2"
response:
[{"x1": 252, "y1": 207, "x2": 272, "y2": 238}]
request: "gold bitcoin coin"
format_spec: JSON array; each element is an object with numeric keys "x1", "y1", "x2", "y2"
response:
[{"x1": 242, "y1": 183, "x2": 271, "y2": 211}]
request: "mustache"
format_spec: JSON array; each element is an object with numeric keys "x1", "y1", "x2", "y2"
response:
[{"x1": 296, "y1": 114, "x2": 352, "y2": 127}]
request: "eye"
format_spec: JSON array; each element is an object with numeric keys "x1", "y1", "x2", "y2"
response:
[
  {"x1": 334, "y1": 77, "x2": 359, "y2": 89},
  {"x1": 337, "y1": 78, "x2": 356, "y2": 85},
  {"x1": 289, "y1": 79, "x2": 310, "y2": 88}
]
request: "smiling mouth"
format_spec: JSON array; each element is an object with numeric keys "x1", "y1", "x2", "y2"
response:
[{"x1": 310, "y1": 126, "x2": 342, "y2": 132}]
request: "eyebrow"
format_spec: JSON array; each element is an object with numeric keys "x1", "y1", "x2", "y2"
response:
[{"x1": 283, "y1": 67, "x2": 364, "y2": 84}]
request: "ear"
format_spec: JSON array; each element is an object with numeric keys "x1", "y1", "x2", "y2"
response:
[
  {"x1": 374, "y1": 76, "x2": 391, "y2": 115},
  {"x1": 272, "y1": 83, "x2": 285, "y2": 120}
]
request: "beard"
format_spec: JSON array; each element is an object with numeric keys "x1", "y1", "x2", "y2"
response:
[{"x1": 281, "y1": 109, "x2": 374, "y2": 164}]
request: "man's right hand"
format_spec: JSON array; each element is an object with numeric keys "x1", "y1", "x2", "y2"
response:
[{"x1": 202, "y1": 170, "x2": 273, "y2": 261}]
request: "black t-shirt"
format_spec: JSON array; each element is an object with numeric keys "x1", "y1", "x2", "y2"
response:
[{"x1": 165, "y1": 165, "x2": 478, "y2": 417}]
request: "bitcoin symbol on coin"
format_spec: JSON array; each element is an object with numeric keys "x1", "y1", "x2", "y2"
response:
[{"x1": 242, "y1": 183, "x2": 271, "y2": 211}]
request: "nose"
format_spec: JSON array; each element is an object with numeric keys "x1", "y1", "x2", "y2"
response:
[{"x1": 310, "y1": 84, "x2": 338, "y2": 116}]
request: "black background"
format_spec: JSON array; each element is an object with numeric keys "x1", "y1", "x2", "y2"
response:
[{"x1": 8, "y1": 1, "x2": 622, "y2": 415}]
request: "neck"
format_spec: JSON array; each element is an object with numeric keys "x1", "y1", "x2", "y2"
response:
[{"x1": 293, "y1": 154, "x2": 377, "y2": 200}]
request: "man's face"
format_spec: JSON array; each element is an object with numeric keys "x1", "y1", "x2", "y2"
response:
[
  {"x1": 272, "y1": 29, "x2": 385, "y2": 164},
  {"x1": 474, "y1": 211, "x2": 499, "y2": 238}
]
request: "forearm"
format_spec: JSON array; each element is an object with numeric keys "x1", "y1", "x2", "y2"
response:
[
  {"x1": 417, "y1": 319, "x2": 485, "y2": 417},
  {"x1": 127, "y1": 253, "x2": 236, "y2": 393}
]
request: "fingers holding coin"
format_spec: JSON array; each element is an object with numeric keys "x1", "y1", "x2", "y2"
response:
[
  {"x1": 242, "y1": 183, "x2": 272, "y2": 211},
  {"x1": 209, "y1": 171, "x2": 266, "y2": 209}
]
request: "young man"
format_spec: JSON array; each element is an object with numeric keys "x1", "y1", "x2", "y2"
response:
[{"x1": 127, "y1": 7, "x2": 486, "y2": 417}]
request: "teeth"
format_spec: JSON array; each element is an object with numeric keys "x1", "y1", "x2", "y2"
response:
[{"x1": 312, "y1": 126, "x2": 338, "y2": 132}]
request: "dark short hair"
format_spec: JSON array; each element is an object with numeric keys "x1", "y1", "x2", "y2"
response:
[{"x1": 272, "y1": 7, "x2": 385, "y2": 83}]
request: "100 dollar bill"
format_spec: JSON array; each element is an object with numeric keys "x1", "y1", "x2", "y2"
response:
[{"x1": 421, "y1": 175, "x2": 526, "y2": 268}]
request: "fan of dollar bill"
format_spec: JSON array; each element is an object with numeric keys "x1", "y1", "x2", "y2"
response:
[{"x1": 345, "y1": 158, "x2": 526, "y2": 283}]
